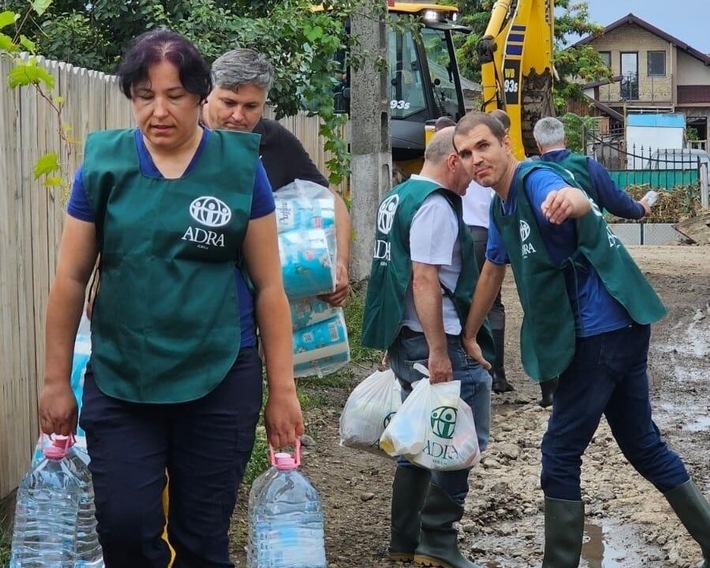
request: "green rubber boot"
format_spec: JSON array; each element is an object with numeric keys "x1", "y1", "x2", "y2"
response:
[
  {"x1": 541, "y1": 497, "x2": 584, "y2": 568},
  {"x1": 413, "y1": 483, "x2": 481, "y2": 568},
  {"x1": 388, "y1": 466, "x2": 432, "y2": 562},
  {"x1": 665, "y1": 479, "x2": 710, "y2": 568}
]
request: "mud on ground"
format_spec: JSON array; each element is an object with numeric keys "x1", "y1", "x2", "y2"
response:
[{"x1": 230, "y1": 245, "x2": 710, "y2": 568}]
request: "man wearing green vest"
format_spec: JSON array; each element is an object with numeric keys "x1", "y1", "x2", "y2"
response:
[
  {"x1": 362, "y1": 127, "x2": 493, "y2": 568},
  {"x1": 532, "y1": 116, "x2": 654, "y2": 409},
  {"x1": 453, "y1": 112, "x2": 710, "y2": 567},
  {"x1": 534, "y1": 116, "x2": 652, "y2": 219}
]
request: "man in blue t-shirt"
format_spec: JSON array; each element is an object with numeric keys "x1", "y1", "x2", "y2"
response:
[{"x1": 452, "y1": 111, "x2": 710, "y2": 568}]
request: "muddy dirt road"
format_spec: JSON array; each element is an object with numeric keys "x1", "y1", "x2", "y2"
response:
[{"x1": 231, "y1": 244, "x2": 710, "y2": 567}]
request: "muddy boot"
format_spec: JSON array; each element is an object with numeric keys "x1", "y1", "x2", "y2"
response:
[
  {"x1": 388, "y1": 466, "x2": 432, "y2": 562},
  {"x1": 491, "y1": 329, "x2": 514, "y2": 394},
  {"x1": 664, "y1": 479, "x2": 710, "y2": 568},
  {"x1": 538, "y1": 378, "x2": 558, "y2": 408},
  {"x1": 413, "y1": 483, "x2": 481, "y2": 568},
  {"x1": 542, "y1": 497, "x2": 584, "y2": 568}
]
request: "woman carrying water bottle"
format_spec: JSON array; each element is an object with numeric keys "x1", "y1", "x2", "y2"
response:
[{"x1": 38, "y1": 29, "x2": 304, "y2": 567}]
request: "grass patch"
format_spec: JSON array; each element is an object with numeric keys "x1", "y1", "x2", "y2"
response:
[{"x1": 1, "y1": 515, "x2": 11, "y2": 568}]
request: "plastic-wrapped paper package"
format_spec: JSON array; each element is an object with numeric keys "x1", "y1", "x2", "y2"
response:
[
  {"x1": 274, "y1": 179, "x2": 336, "y2": 234},
  {"x1": 279, "y1": 228, "x2": 336, "y2": 299},
  {"x1": 274, "y1": 197, "x2": 336, "y2": 234},
  {"x1": 290, "y1": 297, "x2": 340, "y2": 330},
  {"x1": 293, "y1": 309, "x2": 350, "y2": 378}
]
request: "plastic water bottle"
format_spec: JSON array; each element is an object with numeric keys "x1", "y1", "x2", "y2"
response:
[
  {"x1": 247, "y1": 444, "x2": 326, "y2": 568},
  {"x1": 64, "y1": 445, "x2": 103, "y2": 567},
  {"x1": 10, "y1": 437, "x2": 81, "y2": 567}
]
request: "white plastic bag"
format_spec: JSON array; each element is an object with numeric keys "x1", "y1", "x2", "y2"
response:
[
  {"x1": 380, "y1": 366, "x2": 480, "y2": 471},
  {"x1": 339, "y1": 369, "x2": 401, "y2": 456}
]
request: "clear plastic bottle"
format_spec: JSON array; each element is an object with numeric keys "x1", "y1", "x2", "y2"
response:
[
  {"x1": 10, "y1": 438, "x2": 81, "y2": 567},
  {"x1": 64, "y1": 445, "x2": 104, "y2": 567},
  {"x1": 247, "y1": 446, "x2": 326, "y2": 568}
]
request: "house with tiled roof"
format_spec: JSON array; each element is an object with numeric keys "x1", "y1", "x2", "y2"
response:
[{"x1": 573, "y1": 13, "x2": 710, "y2": 148}]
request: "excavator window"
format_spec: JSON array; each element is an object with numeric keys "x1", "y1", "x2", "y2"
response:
[
  {"x1": 388, "y1": 27, "x2": 427, "y2": 119},
  {"x1": 421, "y1": 27, "x2": 459, "y2": 119}
]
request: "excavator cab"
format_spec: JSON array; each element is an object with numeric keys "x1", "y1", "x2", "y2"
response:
[{"x1": 386, "y1": 4, "x2": 470, "y2": 172}]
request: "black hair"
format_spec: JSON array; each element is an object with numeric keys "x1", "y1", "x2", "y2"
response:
[{"x1": 117, "y1": 29, "x2": 212, "y2": 103}]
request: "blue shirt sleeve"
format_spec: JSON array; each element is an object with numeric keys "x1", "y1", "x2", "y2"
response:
[
  {"x1": 67, "y1": 166, "x2": 93, "y2": 221},
  {"x1": 251, "y1": 161, "x2": 275, "y2": 219},
  {"x1": 587, "y1": 159, "x2": 644, "y2": 220}
]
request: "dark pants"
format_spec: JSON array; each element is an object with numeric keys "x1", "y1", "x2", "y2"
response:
[
  {"x1": 388, "y1": 329, "x2": 492, "y2": 504},
  {"x1": 80, "y1": 348, "x2": 263, "y2": 568},
  {"x1": 469, "y1": 225, "x2": 504, "y2": 331},
  {"x1": 541, "y1": 324, "x2": 689, "y2": 500}
]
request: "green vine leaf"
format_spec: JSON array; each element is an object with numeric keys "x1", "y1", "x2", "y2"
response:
[
  {"x1": 8, "y1": 60, "x2": 55, "y2": 89},
  {"x1": 0, "y1": 32, "x2": 17, "y2": 52},
  {"x1": 30, "y1": 0, "x2": 53, "y2": 18},
  {"x1": 33, "y1": 153, "x2": 60, "y2": 179},
  {"x1": 0, "y1": 10, "x2": 20, "y2": 30},
  {"x1": 19, "y1": 35, "x2": 36, "y2": 53}
]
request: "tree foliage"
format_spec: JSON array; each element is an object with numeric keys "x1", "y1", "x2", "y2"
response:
[
  {"x1": 3, "y1": 0, "x2": 394, "y2": 184},
  {"x1": 455, "y1": 0, "x2": 612, "y2": 113}
]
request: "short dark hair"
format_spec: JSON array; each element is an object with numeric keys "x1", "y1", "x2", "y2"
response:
[
  {"x1": 434, "y1": 116, "x2": 456, "y2": 132},
  {"x1": 117, "y1": 29, "x2": 212, "y2": 103},
  {"x1": 489, "y1": 109, "x2": 511, "y2": 131},
  {"x1": 455, "y1": 111, "x2": 507, "y2": 143}
]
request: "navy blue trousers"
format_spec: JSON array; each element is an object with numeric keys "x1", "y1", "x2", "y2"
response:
[
  {"x1": 80, "y1": 347, "x2": 263, "y2": 568},
  {"x1": 541, "y1": 324, "x2": 689, "y2": 500}
]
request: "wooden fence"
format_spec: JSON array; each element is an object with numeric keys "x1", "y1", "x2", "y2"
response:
[{"x1": 0, "y1": 55, "x2": 337, "y2": 502}]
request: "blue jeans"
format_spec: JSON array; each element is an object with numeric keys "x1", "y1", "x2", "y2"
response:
[
  {"x1": 541, "y1": 324, "x2": 689, "y2": 501},
  {"x1": 388, "y1": 329, "x2": 492, "y2": 504},
  {"x1": 81, "y1": 347, "x2": 263, "y2": 568}
]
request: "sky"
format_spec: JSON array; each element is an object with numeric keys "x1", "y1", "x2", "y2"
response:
[{"x1": 573, "y1": 0, "x2": 710, "y2": 55}]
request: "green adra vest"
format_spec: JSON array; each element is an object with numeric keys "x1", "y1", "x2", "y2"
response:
[
  {"x1": 551, "y1": 152, "x2": 597, "y2": 204},
  {"x1": 83, "y1": 129, "x2": 259, "y2": 403},
  {"x1": 492, "y1": 162, "x2": 666, "y2": 382},
  {"x1": 361, "y1": 179, "x2": 494, "y2": 361}
]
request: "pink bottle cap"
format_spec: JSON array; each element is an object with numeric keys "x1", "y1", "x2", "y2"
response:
[
  {"x1": 41, "y1": 434, "x2": 74, "y2": 460},
  {"x1": 274, "y1": 453, "x2": 297, "y2": 471},
  {"x1": 269, "y1": 439, "x2": 301, "y2": 470}
]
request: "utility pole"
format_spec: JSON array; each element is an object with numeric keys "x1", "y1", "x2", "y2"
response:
[{"x1": 349, "y1": 0, "x2": 391, "y2": 282}]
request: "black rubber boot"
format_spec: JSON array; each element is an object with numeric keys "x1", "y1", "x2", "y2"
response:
[
  {"x1": 491, "y1": 328, "x2": 514, "y2": 393},
  {"x1": 665, "y1": 479, "x2": 710, "y2": 568},
  {"x1": 542, "y1": 497, "x2": 584, "y2": 568},
  {"x1": 413, "y1": 483, "x2": 481, "y2": 568},
  {"x1": 538, "y1": 377, "x2": 558, "y2": 408},
  {"x1": 388, "y1": 466, "x2": 432, "y2": 562}
]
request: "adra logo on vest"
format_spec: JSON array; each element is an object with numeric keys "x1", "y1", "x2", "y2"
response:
[
  {"x1": 373, "y1": 195, "x2": 400, "y2": 263},
  {"x1": 520, "y1": 219, "x2": 536, "y2": 258},
  {"x1": 182, "y1": 196, "x2": 231, "y2": 249},
  {"x1": 589, "y1": 199, "x2": 620, "y2": 249}
]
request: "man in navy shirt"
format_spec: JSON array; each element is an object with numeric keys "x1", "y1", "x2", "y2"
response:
[{"x1": 534, "y1": 117, "x2": 652, "y2": 219}]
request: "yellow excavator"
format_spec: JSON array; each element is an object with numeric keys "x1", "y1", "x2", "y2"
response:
[{"x1": 477, "y1": 0, "x2": 555, "y2": 159}]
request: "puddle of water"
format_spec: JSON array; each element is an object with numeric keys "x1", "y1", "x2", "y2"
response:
[
  {"x1": 582, "y1": 521, "x2": 642, "y2": 567},
  {"x1": 685, "y1": 415, "x2": 710, "y2": 432}
]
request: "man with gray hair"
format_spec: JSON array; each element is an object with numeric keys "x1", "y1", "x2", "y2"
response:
[
  {"x1": 203, "y1": 48, "x2": 351, "y2": 307},
  {"x1": 533, "y1": 116, "x2": 652, "y2": 219},
  {"x1": 362, "y1": 127, "x2": 493, "y2": 568}
]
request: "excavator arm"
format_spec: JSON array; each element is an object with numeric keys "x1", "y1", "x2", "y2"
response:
[{"x1": 478, "y1": 0, "x2": 555, "y2": 159}]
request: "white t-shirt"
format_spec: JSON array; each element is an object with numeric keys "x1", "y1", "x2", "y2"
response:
[
  {"x1": 401, "y1": 177, "x2": 462, "y2": 335},
  {"x1": 462, "y1": 180, "x2": 495, "y2": 229}
]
